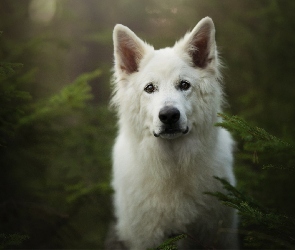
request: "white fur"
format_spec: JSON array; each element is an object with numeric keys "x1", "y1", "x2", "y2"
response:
[{"x1": 111, "y1": 17, "x2": 238, "y2": 249}]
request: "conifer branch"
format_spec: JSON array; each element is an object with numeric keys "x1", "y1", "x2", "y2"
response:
[
  {"x1": 150, "y1": 234, "x2": 187, "y2": 250},
  {"x1": 20, "y1": 69, "x2": 101, "y2": 125},
  {"x1": 216, "y1": 113, "x2": 294, "y2": 170},
  {"x1": 216, "y1": 113, "x2": 291, "y2": 151},
  {"x1": 207, "y1": 178, "x2": 295, "y2": 248}
]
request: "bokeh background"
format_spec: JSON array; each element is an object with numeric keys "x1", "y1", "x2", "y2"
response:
[{"x1": 1, "y1": 0, "x2": 295, "y2": 248}]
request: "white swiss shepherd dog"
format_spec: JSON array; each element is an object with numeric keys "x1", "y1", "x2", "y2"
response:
[{"x1": 110, "y1": 17, "x2": 238, "y2": 249}]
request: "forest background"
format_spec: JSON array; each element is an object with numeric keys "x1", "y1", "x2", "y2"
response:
[{"x1": 1, "y1": 0, "x2": 295, "y2": 249}]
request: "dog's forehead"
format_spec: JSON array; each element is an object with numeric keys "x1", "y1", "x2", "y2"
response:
[{"x1": 141, "y1": 48, "x2": 188, "y2": 78}]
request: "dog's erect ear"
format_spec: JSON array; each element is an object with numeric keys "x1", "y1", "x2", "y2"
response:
[
  {"x1": 179, "y1": 17, "x2": 216, "y2": 69},
  {"x1": 113, "y1": 25, "x2": 150, "y2": 74}
]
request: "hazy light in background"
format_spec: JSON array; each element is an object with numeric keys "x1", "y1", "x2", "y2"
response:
[{"x1": 29, "y1": 0, "x2": 57, "y2": 24}]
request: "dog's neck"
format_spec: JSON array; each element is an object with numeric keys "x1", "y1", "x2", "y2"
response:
[{"x1": 119, "y1": 124, "x2": 219, "y2": 179}]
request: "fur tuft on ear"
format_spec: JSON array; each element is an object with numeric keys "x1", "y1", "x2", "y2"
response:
[
  {"x1": 113, "y1": 25, "x2": 152, "y2": 75},
  {"x1": 176, "y1": 17, "x2": 216, "y2": 69}
]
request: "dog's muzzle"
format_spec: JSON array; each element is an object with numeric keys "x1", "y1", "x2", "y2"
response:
[
  {"x1": 153, "y1": 106, "x2": 189, "y2": 139},
  {"x1": 159, "y1": 106, "x2": 180, "y2": 125}
]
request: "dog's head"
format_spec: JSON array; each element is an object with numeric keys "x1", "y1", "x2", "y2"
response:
[{"x1": 111, "y1": 17, "x2": 223, "y2": 140}]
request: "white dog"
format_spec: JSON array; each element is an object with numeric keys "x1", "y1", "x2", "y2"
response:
[{"x1": 109, "y1": 17, "x2": 238, "y2": 249}]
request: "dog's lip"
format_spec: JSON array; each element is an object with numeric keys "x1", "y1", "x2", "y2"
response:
[{"x1": 153, "y1": 126, "x2": 189, "y2": 138}]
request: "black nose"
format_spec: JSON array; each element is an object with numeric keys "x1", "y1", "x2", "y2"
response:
[{"x1": 159, "y1": 106, "x2": 180, "y2": 124}]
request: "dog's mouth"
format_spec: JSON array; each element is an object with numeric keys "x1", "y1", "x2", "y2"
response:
[{"x1": 153, "y1": 126, "x2": 189, "y2": 139}]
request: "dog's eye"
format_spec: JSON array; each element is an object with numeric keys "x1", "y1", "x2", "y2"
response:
[
  {"x1": 179, "y1": 80, "x2": 191, "y2": 91},
  {"x1": 144, "y1": 83, "x2": 156, "y2": 94}
]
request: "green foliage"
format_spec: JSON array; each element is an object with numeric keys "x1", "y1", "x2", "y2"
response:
[
  {"x1": 0, "y1": 59, "x2": 31, "y2": 146},
  {"x1": 217, "y1": 114, "x2": 294, "y2": 169},
  {"x1": 151, "y1": 234, "x2": 187, "y2": 250},
  {"x1": 20, "y1": 69, "x2": 100, "y2": 125},
  {"x1": 208, "y1": 177, "x2": 295, "y2": 249},
  {"x1": 0, "y1": 233, "x2": 29, "y2": 249},
  {"x1": 216, "y1": 114, "x2": 291, "y2": 152},
  {"x1": 0, "y1": 54, "x2": 113, "y2": 248},
  {"x1": 0, "y1": 62, "x2": 23, "y2": 78},
  {"x1": 211, "y1": 115, "x2": 295, "y2": 249}
]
